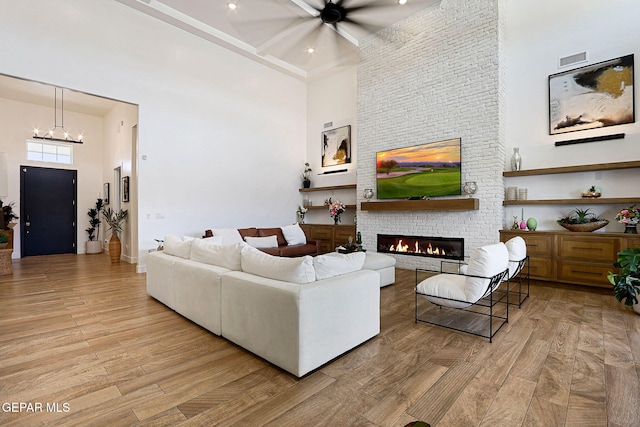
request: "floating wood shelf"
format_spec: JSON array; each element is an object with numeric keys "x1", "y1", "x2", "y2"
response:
[
  {"x1": 361, "y1": 198, "x2": 479, "y2": 211},
  {"x1": 299, "y1": 184, "x2": 356, "y2": 192},
  {"x1": 503, "y1": 197, "x2": 640, "y2": 206},
  {"x1": 303, "y1": 205, "x2": 356, "y2": 210},
  {"x1": 503, "y1": 160, "x2": 640, "y2": 177}
]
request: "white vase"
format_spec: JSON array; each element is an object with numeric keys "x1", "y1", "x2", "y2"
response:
[{"x1": 86, "y1": 240, "x2": 102, "y2": 254}]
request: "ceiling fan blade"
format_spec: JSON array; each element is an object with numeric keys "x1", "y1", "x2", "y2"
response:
[{"x1": 340, "y1": 16, "x2": 385, "y2": 34}]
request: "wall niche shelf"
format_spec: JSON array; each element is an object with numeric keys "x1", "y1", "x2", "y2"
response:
[
  {"x1": 303, "y1": 205, "x2": 357, "y2": 210},
  {"x1": 361, "y1": 198, "x2": 479, "y2": 211},
  {"x1": 299, "y1": 184, "x2": 356, "y2": 193}
]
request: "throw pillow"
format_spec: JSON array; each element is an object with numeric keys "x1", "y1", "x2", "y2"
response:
[
  {"x1": 211, "y1": 228, "x2": 244, "y2": 245},
  {"x1": 244, "y1": 235, "x2": 279, "y2": 249},
  {"x1": 313, "y1": 252, "x2": 366, "y2": 280},
  {"x1": 281, "y1": 223, "x2": 307, "y2": 246},
  {"x1": 241, "y1": 246, "x2": 315, "y2": 284},
  {"x1": 163, "y1": 234, "x2": 192, "y2": 259},
  {"x1": 257, "y1": 228, "x2": 287, "y2": 246},
  {"x1": 190, "y1": 239, "x2": 244, "y2": 270}
]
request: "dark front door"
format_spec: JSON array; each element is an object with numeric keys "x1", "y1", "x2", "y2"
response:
[{"x1": 20, "y1": 166, "x2": 77, "y2": 257}]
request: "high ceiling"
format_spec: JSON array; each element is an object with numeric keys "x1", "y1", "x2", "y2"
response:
[
  {"x1": 114, "y1": 0, "x2": 441, "y2": 79},
  {"x1": 0, "y1": 0, "x2": 441, "y2": 114}
]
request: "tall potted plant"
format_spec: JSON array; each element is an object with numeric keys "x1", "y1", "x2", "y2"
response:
[
  {"x1": 85, "y1": 198, "x2": 104, "y2": 254},
  {"x1": 608, "y1": 247, "x2": 640, "y2": 315},
  {"x1": 102, "y1": 207, "x2": 128, "y2": 263}
]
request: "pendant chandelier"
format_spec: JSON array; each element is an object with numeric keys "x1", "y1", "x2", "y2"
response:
[{"x1": 33, "y1": 87, "x2": 84, "y2": 144}]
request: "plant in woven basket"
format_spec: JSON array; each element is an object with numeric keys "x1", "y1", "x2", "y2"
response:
[
  {"x1": 557, "y1": 208, "x2": 609, "y2": 232},
  {"x1": 0, "y1": 233, "x2": 8, "y2": 245}
]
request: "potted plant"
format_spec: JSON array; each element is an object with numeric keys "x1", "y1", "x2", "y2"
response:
[
  {"x1": 85, "y1": 198, "x2": 104, "y2": 254},
  {"x1": 581, "y1": 184, "x2": 601, "y2": 198},
  {"x1": 0, "y1": 232, "x2": 8, "y2": 249},
  {"x1": 1, "y1": 200, "x2": 18, "y2": 230},
  {"x1": 102, "y1": 207, "x2": 128, "y2": 263},
  {"x1": 608, "y1": 247, "x2": 640, "y2": 315},
  {"x1": 302, "y1": 162, "x2": 312, "y2": 188},
  {"x1": 557, "y1": 208, "x2": 609, "y2": 232}
]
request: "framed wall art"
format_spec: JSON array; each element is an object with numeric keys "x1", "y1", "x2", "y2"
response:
[
  {"x1": 321, "y1": 125, "x2": 351, "y2": 167},
  {"x1": 549, "y1": 54, "x2": 634, "y2": 135},
  {"x1": 122, "y1": 176, "x2": 129, "y2": 202},
  {"x1": 103, "y1": 182, "x2": 110, "y2": 204}
]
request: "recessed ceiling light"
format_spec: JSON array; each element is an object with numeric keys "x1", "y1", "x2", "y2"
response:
[
  {"x1": 398, "y1": 0, "x2": 408, "y2": 4},
  {"x1": 307, "y1": 48, "x2": 315, "y2": 54},
  {"x1": 227, "y1": 2, "x2": 237, "y2": 10}
]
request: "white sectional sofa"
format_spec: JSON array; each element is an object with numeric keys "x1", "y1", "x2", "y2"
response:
[{"x1": 146, "y1": 235, "x2": 390, "y2": 377}]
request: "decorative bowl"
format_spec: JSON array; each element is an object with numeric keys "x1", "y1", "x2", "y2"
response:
[{"x1": 558, "y1": 220, "x2": 609, "y2": 232}]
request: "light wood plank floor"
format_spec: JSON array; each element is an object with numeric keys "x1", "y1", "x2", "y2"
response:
[{"x1": 1, "y1": 254, "x2": 639, "y2": 426}]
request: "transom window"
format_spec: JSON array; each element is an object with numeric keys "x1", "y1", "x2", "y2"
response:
[{"x1": 26, "y1": 139, "x2": 73, "y2": 164}]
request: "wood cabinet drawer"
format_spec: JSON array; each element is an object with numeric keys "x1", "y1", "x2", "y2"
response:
[
  {"x1": 501, "y1": 232, "x2": 552, "y2": 257},
  {"x1": 521, "y1": 234, "x2": 553, "y2": 257},
  {"x1": 556, "y1": 260, "x2": 611, "y2": 287},
  {"x1": 526, "y1": 257, "x2": 553, "y2": 280},
  {"x1": 333, "y1": 226, "x2": 356, "y2": 244},
  {"x1": 318, "y1": 241, "x2": 334, "y2": 254},
  {"x1": 308, "y1": 226, "x2": 333, "y2": 240},
  {"x1": 557, "y1": 236, "x2": 618, "y2": 262},
  {"x1": 625, "y1": 238, "x2": 640, "y2": 249}
]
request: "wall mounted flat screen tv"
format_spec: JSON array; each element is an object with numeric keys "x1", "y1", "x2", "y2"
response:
[{"x1": 376, "y1": 138, "x2": 461, "y2": 199}]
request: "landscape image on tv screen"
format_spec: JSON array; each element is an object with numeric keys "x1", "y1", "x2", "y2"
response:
[{"x1": 376, "y1": 138, "x2": 461, "y2": 199}]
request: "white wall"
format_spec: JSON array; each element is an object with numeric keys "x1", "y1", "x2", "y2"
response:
[
  {"x1": 357, "y1": 0, "x2": 504, "y2": 270},
  {"x1": 103, "y1": 101, "x2": 139, "y2": 262},
  {"x1": 305, "y1": 67, "x2": 358, "y2": 225},
  {"x1": 0, "y1": 0, "x2": 307, "y2": 268},
  {"x1": 504, "y1": 0, "x2": 640, "y2": 232},
  {"x1": 0, "y1": 97, "x2": 105, "y2": 257}
]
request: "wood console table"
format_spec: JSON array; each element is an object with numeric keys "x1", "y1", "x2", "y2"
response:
[
  {"x1": 300, "y1": 224, "x2": 356, "y2": 254},
  {"x1": 500, "y1": 229, "x2": 640, "y2": 288}
]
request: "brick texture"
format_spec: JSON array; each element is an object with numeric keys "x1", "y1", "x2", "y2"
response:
[{"x1": 357, "y1": 0, "x2": 505, "y2": 270}]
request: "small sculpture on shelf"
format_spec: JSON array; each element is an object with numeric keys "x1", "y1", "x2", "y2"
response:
[
  {"x1": 581, "y1": 184, "x2": 602, "y2": 198},
  {"x1": 297, "y1": 205, "x2": 307, "y2": 224},
  {"x1": 301, "y1": 162, "x2": 312, "y2": 188}
]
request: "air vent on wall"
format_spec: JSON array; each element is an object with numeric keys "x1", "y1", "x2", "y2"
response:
[
  {"x1": 324, "y1": 122, "x2": 333, "y2": 129},
  {"x1": 559, "y1": 51, "x2": 588, "y2": 68}
]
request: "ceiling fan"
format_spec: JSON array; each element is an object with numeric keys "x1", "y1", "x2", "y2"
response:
[{"x1": 285, "y1": 0, "x2": 413, "y2": 46}]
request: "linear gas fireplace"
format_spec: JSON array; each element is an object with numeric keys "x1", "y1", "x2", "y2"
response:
[{"x1": 378, "y1": 234, "x2": 464, "y2": 261}]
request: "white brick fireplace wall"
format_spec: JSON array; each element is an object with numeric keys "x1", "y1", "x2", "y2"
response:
[{"x1": 357, "y1": 0, "x2": 506, "y2": 270}]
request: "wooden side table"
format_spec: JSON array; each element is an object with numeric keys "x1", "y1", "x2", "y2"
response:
[{"x1": 0, "y1": 248, "x2": 13, "y2": 275}]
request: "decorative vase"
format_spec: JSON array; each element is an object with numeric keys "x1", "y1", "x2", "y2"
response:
[
  {"x1": 526, "y1": 217, "x2": 538, "y2": 231},
  {"x1": 624, "y1": 224, "x2": 638, "y2": 234},
  {"x1": 297, "y1": 212, "x2": 305, "y2": 224},
  {"x1": 333, "y1": 216, "x2": 340, "y2": 225},
  {"x1": 510, "y1": 147, "x2": 522, "y2": 171},
  {"x1": 109, "y1": 233, "x2": 121, "y2": 263},
  {"x1": 303, "y1": 179, "x2": 311, "y2": 189}
]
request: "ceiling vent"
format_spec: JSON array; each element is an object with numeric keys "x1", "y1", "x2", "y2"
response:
[{"x1": 559, "y1": 51, "x2": 588, "y2": 68}]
